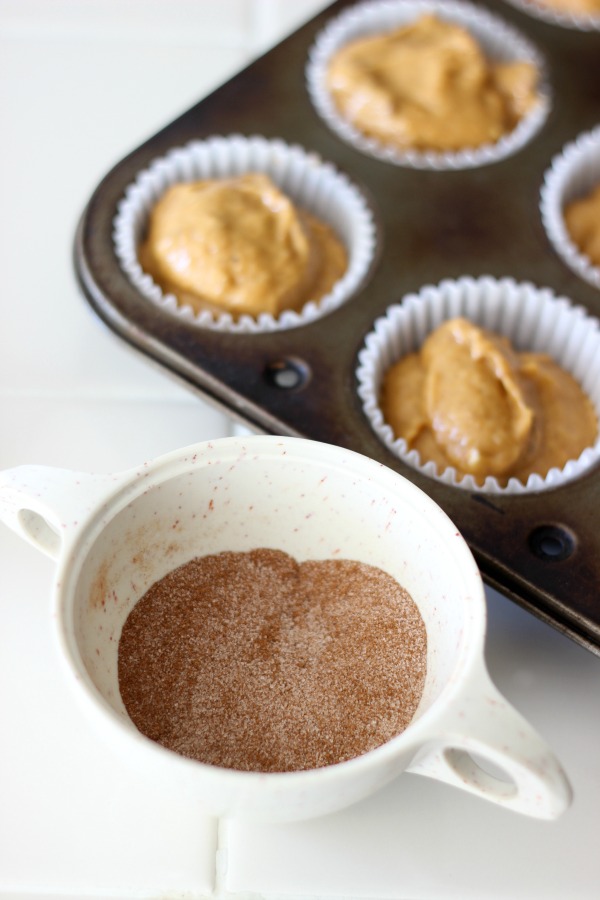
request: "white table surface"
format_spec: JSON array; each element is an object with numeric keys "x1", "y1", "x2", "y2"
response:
[{"x1": 1, "y1": 2, "x2": 599, "y2": 898}]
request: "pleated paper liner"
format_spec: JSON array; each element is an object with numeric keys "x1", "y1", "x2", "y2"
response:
[{"x1": 503, "y1": 0, "x2": 600, "y2": 32}]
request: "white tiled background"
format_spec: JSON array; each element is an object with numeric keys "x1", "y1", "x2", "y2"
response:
[{"x1": 1, "y1": 2, "x2": 599, "y2": 898}]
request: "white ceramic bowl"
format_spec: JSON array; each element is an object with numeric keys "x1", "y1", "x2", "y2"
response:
[{"x1": 0, "y1": 436, "x2": 571, "y2": 821}]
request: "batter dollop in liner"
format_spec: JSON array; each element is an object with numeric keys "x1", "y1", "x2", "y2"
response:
[
  {"x1": 356, "y1": 277, "x2": 600, "y2": 494},
  {"x1": 541, "y1": 126, "x2": 600, "y2": 293},
  {"x1": 113, "y1": 135, "x2": 377, "y2": 333},
  {"x1": 307, "y1": 0, "x2": 550, "y2": 169}
]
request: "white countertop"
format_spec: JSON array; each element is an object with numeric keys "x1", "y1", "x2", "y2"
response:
[{"x1": 1, "y1": 2, "x2": 599, "y2": 898}]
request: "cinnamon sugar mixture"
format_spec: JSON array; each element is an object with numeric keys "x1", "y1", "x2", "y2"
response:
[{"x1": 118, "y1": 548, "x2": 427, "y2": 772}]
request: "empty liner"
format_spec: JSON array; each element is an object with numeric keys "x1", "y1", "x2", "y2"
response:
[
  {"x1": 113, "y1": 134, "x2": 377, "y2": 333},
  {"x1": 306, "y1": 0, "x2": 550, "y2": 170},
  {"x1": 356, "y1": 276, "x2": 600, "y2": 494}
]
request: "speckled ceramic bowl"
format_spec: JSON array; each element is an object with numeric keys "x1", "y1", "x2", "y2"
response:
[{"x1": 0, "y1": 436, "x2": 570, "y2": 821}]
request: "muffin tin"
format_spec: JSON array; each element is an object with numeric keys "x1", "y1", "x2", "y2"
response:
[{"x1": 74, "y1": 0, "x2": 600, "y2": 655}]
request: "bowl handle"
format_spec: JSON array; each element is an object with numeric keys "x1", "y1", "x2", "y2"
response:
[
  {"x1": 0, "y1": 465, "x2": 120, "y2": 560},
  {"x1": 406, "y1": 663, "x2": 572, "y2": 820}
]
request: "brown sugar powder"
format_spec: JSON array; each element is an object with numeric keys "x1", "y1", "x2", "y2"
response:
[{"x1": 117, "y1": 548, "x2": 427, "y2": 773}]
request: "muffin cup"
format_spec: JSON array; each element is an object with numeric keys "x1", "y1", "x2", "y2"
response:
[
  {"x1": 113, "y1": 134, "x2": 377, "y2": 333},
  {"x1": 306, "y1": 0, "x2": 550, "y2": 170},
  {"x1": 541, "y1": 125, "x2": 600, "y2": 291},
  {"x1": 502, "y1": 0, "x2": 600, "y2": 32},
  {"x1": 356, "y1": 276, "x2": 600, "y2": 493}
]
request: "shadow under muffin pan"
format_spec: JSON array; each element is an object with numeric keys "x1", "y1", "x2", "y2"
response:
[{"x1": 74, "y1": 0, "x2": 600, "y2": 655}]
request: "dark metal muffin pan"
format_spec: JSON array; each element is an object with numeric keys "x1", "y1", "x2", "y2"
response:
[{"x1": 74, "y1": 0, "x2": 600, "y2": 655}]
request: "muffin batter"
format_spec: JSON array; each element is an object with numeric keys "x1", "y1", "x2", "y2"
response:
[
  {"x1": 326, "y1": 14, "x2": 539, "y2": 152},
  {"x1": 139, "y1": 172, "x2": 347, "y2": 318},
  {"x1": 564, "y1": 183, "x2": 600, "y2": 268},
  {"x1": 535, "y1": 0, "x2": 600, "y2": 14},
  {"x1": 380, "y1": 318, "x2": 597, "y2": 484}
]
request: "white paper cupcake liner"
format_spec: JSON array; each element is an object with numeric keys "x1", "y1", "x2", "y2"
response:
[
  {"x1": 113, "y1": 134, "x2": 377, "y2": 333},
  {"x1": 356, "y1": 276, "x2": 600, "y2": 493},
  {"x1": 502, "y1": 0, "x2": 600, "y2": 32},
  {"x1": 541, "y1": 125, "x2": 600, "y2": 292},
  {"x1": 306, "y1": 0, "x2": 551, "y2": 170}
]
